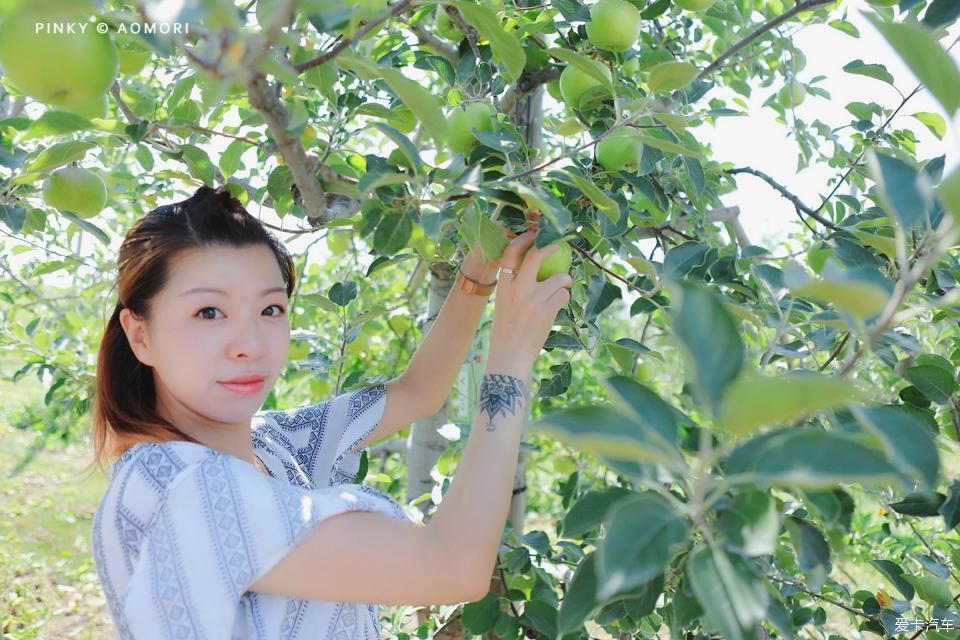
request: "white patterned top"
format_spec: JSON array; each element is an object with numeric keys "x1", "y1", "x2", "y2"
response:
[{"x1": 92, "y1": 382, "x2": 409, "y2": 639}]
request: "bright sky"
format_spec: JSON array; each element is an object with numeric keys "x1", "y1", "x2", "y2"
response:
[{"x1": 8, "y1": 0, "x2": 959, "y2": 288}]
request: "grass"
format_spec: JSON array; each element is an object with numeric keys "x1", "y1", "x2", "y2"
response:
[
  {"x1": 0, "y1": 421, "x2": 113, "y2": 638},
  {"x1": 0, "y1": 349, "x2": 110, "y2": 638}
]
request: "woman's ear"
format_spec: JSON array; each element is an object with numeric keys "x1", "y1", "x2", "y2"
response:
[{"x1": 119, "y1": 308, "x2": 154, "y2": 367}]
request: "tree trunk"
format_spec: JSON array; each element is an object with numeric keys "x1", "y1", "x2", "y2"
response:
[
  {"x1": 481, "y1": 41, "x2": 546, "y2": 640},
  {"x1": 410, "y1": 18, "x2": 546, "y2": 636}
]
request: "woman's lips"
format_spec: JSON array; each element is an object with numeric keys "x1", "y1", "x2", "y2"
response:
[{"x1": 218, "y1": 380, "x2": 265, "y2": 396}]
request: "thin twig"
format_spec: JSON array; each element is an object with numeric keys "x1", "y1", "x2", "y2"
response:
[
  {"x1": 295, "y1": 0, "x2": 417, "y2": 72},
  {"x1": 726, "y1": 166, "x2": 839, "y2": 230},
  {"x1": 696, "y1": 0, "x2": 834, "y2": 81}
]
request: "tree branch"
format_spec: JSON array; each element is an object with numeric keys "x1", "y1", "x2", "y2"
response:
[
  {"x1": 295, "y1": 0, "x2": 418, "y2": 72},
  {"x1": 697, "y1": 0, "x2": 834, "y2": 81},
  {"x1": 243, "y1": 0, "x2": 298, "y2": 73},
  {"x1": 815, "y1": 35, "x2": 960, "y2": 214},
  {"x1": 410, "y1": 23, "x2": 459, "y2": 65},
  {"x1": 500, "y1": 67, "x2": 562, "y2": 117},
  {"x1": 837, "y1": 216, "x2": 958, "y2": 377},
  {"x1": 245, "y1": 73, "x2": 332, "y2": 222},
  {"x1": 726, "y1": 166, "x2": 839, "y2": 230}
]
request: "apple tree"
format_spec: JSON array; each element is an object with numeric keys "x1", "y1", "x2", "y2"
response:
[{"x1": 1, "y1": 0, "x2": 959, "y2": 638}]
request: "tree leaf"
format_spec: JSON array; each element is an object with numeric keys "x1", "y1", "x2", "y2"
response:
[
  {"x1": 936, "y1": 167, "x2": 960, "y2": 232},
  {"x1": 939, "y1": 480, "x2": 960, "y2": 531},
  {"x1": 553, "y1": 166, "x2": 620, "y2": 223},
  {"x1": 632, "y1": 131, "x2": 705, "y2": 159},
  {"x1": 647, "y1": 61, "x2": 699, "y2": 93},
  {"x1": 454, "y1": 0, "x2": 526, "y2": 82},
  {"x1": 219, "y1": 138, "x2": 245, "y2": 179},
  {"x1": 520, "y1": 600, "x2": 557, "y2": 639},
  {"x1": 848, "y1": 405, "x2": 940, "y2": 493},
  {"x1": 180, "y1": 144, "x2": 215, "y2": 185},
  {"x1": 715, "y1": 489, "x2": 780, "y2": 557},
  {"x1": 596, "y1": 492, "x2": 691, "y2": 600},
  {"x1": 842, "y1": 59, "x2": 894, "y2": 85},
  {"x1": 670, "y1": 281, "x2": 744, "y2": 416},
  {"x1": 866, "y1": 14, "x2": 960, "y2": 115},
  {"x1": 562, "y1": 487, "x2": 635, "y2": 538},
  {"x1": 371, "y1": 121, "x2": 423, "y2": 174},
  {"x1": 888, "y1": 492, "x2": 947, "y2": 516},
  {"x1": 20, "y1": 111, "x2": 93, "y2": 141},
  {"x1": 870, "y1": 559, "x2": 915, "y2": 601},
  {"x1": 380, "y1": 66, "x2": 448, "y2": 149},
  {"x1": 461, "y1": 591, "x2": 500, "y2": 633},
  {"x1": 601, "y1": 375, "x2": 682, "y2": 456},
  {"x1": 785, "y1": 516, "x2": 831, "y2": 591},
  {"x1": 922, "y1": 0, "x2": 960, "y2": 29},
  {"x1": 902, "y1": 574, "x2": 953, "y2": 606},
  {"x1": 687, "y1": 545, "x2": 769, "y2": 640},
  {"x1": 786, "y1": 259, "x2": 891, "y2": 319},
  {"x1": 26, "y1": 141, "x2": 95, "y2": 173},
  {"x1": 905, "y1": 364, "x2": 957, "y2": 404},
  {"x1": 911, "y1": 112, "x2": 947, "y2": 139},
  {"x1": 718, "y1": 370, "x2": 861, "y2": 436},
  {"x1": 867, "y1": 150, "x2": 937, "y2": 232},
  {"x1": 530, "y1": 404, "x2": 679, "y2": 463},
  {"x1": 723, "y1": 427, "x2": 908, "y2": 490}
]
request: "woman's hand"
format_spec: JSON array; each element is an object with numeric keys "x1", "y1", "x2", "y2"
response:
[
  {"x1": 486, "y1": 228, "x2": 573, "y2": 368},
  {"x1": 460, "y1": 218, "x2": 521, "y2": 283}
]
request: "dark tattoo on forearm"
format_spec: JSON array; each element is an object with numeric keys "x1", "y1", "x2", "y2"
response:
[{"x1": 478, "y1": 373, "x2": 526, "y2": 431}]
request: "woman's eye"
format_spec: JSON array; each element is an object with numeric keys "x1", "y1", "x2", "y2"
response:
[
  {"x1": 196, "y1": 307, "x2": 222, "y2": 320},
  {"x1": 195, "y1": 305, "x2": 286, "y2": 320}
]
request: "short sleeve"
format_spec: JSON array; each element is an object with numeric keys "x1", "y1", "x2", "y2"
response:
[
  {"x1": 118, "y1": 451, "x2": 407, "y2": 639},
  {"x1": 258, "y1": 382, "x2": 387, "y2": 488}
]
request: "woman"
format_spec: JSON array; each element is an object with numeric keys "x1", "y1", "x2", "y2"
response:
[{"x1": 90, "y1": 185, "x2": 572, "y2": 639}]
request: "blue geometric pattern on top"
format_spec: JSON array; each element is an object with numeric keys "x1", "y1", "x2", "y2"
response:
[{"x1": 92, "y1": 382, "x2": 408, "y2": 639}]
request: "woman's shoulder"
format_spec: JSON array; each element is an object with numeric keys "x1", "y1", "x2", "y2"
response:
[{"x1": 100, "y1": 441, "x2": 218, "y2": 518}]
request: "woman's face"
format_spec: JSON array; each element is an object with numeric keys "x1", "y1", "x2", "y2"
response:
[{"x1": 120, "y1": 243, "x2": 291, "y2": 430}]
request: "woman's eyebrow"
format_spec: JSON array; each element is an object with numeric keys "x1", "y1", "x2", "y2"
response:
[{"x1": 178, "y1": 286, "x2": 287, "y2": 297}]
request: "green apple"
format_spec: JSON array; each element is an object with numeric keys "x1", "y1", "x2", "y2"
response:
[
  {"x1": 674, "y1": 0, "x2": 717, "y2": 10},
  {"x1": 585, "y1": 0, "x2": 642, "y2": 52},
  {"x1": 43, "y1": 167, "x2": 107, "y2": 218},
  {"x1": 58, "y1": 93, "x2": 108, "y2": 119},
  {"x1": 596, "y1": 127, "x2": 644, "y2": 172},
  {"x1": 521, "y1": 241, "x2": 573, "y2": 282},
  {"x1": 435, "y1": 6, "x2": 462, "y2": 41},
  {"x1": 559, "y1": 64, "x2": 611, "y2": 110},
  {"x1": 778, "y1": 80, "x2": 806, "y2": 107},
  {"x1": 446, "y1": 102, "x2": 496, "y2": 154},
  {"x1": 0, "y1": 11, "x2": 118, "y2": 108}
]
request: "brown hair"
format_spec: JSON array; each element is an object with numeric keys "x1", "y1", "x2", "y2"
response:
[{"x1": 88, "y1": 185, "x2": 297, "y2": 473}]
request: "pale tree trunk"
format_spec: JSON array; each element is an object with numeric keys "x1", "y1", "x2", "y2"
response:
[
  {"x1": 408, "y1": 26, "x2": 546, "y2": 640},
  {"x1": 479, "y1": 63, "x2": 545, "y2": 640},
  {"x1": 406, "y1": 260, "x2": 472, "y2": 639}
]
